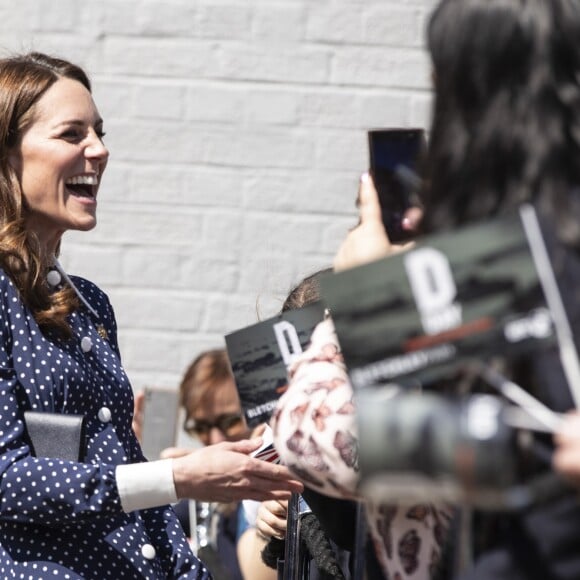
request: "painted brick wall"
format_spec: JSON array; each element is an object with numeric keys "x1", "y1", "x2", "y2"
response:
[{"x1": 0, "y1": 0, "x2": 436, "y2": 390}]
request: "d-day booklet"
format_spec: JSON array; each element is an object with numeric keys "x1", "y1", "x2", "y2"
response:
[
  {"x1": 321, "y1": 205, "x2": 578, "y2": 393},
  {"x1": 226, "y1": 302, "x2": 326, "y2": 427}
]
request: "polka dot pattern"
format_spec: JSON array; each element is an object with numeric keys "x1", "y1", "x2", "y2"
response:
[{"x1": 0, "y1": 270, "x2": 210, "y2": 579}]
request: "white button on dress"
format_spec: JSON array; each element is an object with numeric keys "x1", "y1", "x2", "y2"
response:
[
  {"x1": 141, "y1": 543, "x2": 156, "y2": 560},
  {"x1": 97, "y1": 407, "x2": 112, "y2": 423},
  {"x1": 80, "y1": 336, "x2": 93, "y2": 352},
  {"x1": 47, "y1": 270, "x2": 62, "y2": 287}
]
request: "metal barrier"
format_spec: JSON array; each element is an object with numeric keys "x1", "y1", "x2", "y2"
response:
[{"x1": 280, "y1": 493, "x2": 365, "y2": 580}]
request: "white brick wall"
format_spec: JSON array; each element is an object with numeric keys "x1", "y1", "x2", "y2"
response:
[{"x1": 0, "y1": 0, "x2": 435, "y2": 390}]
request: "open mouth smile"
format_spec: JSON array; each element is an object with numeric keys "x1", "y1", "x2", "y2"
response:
[{"x1": 65, "y1": 174, "x2": 98, "y2": 200}]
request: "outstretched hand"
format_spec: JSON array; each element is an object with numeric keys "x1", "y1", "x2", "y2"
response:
[
  {"x1": 172, "y1": 438, "x2": 303, "y2": 503},
  {"x1": 333, "y1": 173, "x2": 416, "y2": 272}
]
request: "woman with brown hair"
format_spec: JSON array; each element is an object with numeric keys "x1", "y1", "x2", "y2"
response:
[{"x1": 0, "y1": 51, "x2": 302, "y2": 578}]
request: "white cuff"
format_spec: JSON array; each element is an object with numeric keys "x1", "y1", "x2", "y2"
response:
[{"x1": 116, "y1": 458, "x2": 177, "y2": 513}]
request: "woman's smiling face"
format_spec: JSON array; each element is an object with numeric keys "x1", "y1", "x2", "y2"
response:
[{"x1": 10, "y1": 76, "x2": 109, "y2": 253}]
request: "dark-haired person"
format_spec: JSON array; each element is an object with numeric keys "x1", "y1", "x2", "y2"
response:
[
  {"x1": 0, "y1": 51, "x2": 303, "y2": 578},
  {"x1": 275, "y1": 0, "x2": 580, "y2": 578},
  {"x1": 420, "y1": 2, "x2": 580, "y2": 577},
  {"x1": 272, "y1": 188, "x2": 449, "y2": 579},
  {"x1": 241, "y1": 270, "x2": 358, "y2": 580},
  {"x1": 161, "y1": 348, "x2": 267, "y2": 580}
]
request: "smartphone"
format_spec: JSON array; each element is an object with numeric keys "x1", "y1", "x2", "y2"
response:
[
  {"x1": 140, "y1": 386, "x2": 179, "y2": 460},
  {"x1": 368, "y1": 128, "x2": 426, "y2": 243}
]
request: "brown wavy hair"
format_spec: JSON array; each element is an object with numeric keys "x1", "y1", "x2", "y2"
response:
[
  {"x1": 0, "y1": 52, "x2": 93, "y2": 338},
  {"x1": 179, "y1": 349, "x2": 235, "y2": 411}
]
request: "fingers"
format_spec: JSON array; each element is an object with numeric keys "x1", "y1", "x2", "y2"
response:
[
  {"x1": 257, "y1": 520, "x2": 284, "y2": 540},
  {"x1": 257, "y1": 500, "x2": 287, "y2": 539},
  {"x1": 250, "y1": 423, "x2": 267, "y2": 439},
  {"x1": 249, "y1": 460, "x2": 303, "y2": 488},
  {"x1": 357, "y1": 173, "x2": 382, "y2": 225},
  {"x1": 238, "y1": 462, "x2": 303, "y2": 501},
  {"x1": 173, "y1": 443, "x2": 303, "y2": 503},
  {"x1": 221, "y1": 437, "x2": 263, "y2": 454},
  {"x1": 402, "y1": 206, "x2": 423, "y2": 232},
  {"x1": 265, "y1": 498, "x2": 288, "y2": 516},
  {"x1": 245, "y1": 489, "x2": 295, "y2": 502}
]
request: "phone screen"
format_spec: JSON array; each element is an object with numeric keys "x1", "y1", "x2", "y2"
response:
[{"x1": 368, "y1": 128, "x2": 426, "y2": 243}]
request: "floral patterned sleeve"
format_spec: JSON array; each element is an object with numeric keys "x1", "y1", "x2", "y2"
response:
[
  {"x1": 271, "y1": 317, "x2": 453, "y2": 579},
  {"x1": 271, "y1": 317, "x2": 359, "y2": 499}
]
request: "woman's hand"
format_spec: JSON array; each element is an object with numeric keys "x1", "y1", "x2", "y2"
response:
[
  {"x1": 553, "y1": 412, "x2": 580, "y2": 487},
  {"x1": 333, "y1": 173, "x2": 417, "y2": 272},
  {"x1": 172, "y1": 438, "x2": 303, "y2": 503},
  {"x1": 256, "y1": 499, "x2": 288, "y2": 540}
]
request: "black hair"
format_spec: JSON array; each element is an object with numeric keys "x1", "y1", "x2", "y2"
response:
[{"x1": 421, "y1": 0, "x2": 580, "y2": 251}]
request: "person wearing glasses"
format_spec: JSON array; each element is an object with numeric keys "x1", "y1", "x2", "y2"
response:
[
  {"x1": 162, "y1": 349, "x2": 274, "y2": 580},
  {"x1": 178, "y1": 349, "x2": 249, "y2": 447}
]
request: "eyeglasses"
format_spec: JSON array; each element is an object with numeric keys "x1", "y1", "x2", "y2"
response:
[{"x1": 183, "y1": 413, "x2": 246, "y2": 440}]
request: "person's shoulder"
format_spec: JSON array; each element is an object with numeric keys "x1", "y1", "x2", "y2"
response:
[
  {"x1": 69, "y1": 274, "x2": 103, "y2": 293},
  {"x1": 0, "y1": 267, "x2": 17, "y2": 293},
  {"x1": 0, "y1": 269, "x2": 25, "y2": 317},
  {"x1": 69, "y1": 275, "x2": 113, "y2": 310}
]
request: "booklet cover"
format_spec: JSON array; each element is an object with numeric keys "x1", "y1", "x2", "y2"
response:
[
  {"x1": 321, "y1": 206, "x2": 565, "y2": 391},
  {"x1": 250, "y1": 424, "x2": 281, "y2": 464},
  {"x1": 225, "y1": 302, "x2": 326, "y2": 427}
]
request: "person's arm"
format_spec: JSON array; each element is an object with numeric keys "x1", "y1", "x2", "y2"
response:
[
  {"x1": 237, "y1": 499, "x2": 286, "y2": 580},
  {"x1": 271, "y1": 317, "x2": 359, "y2": 499},
  {"x1": 271, "y1": 173, "x2": 419, "y2": 499},
  {"x1": 270, "y1": 175, "x2": 455, "y2": 579},
  {"x1": 117, "y1": 438, "x2": 303, "y2": 513},
  {"x1": 0, "y1": 276, "x2": 303, "y2": 527},
  {"x1": 237, "y1": 530, "x2": 279, "y2": 580}
]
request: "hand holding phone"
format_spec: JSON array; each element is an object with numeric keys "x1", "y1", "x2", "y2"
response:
[
  {"x1": 334, "y1": 173, "x2": 394, "y2": 272},
  {"x1": 368, "y1": 128, "x2": 426, "y2": 243}
]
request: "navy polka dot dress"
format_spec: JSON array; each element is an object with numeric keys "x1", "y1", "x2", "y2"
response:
[{"x1": 0, "y1": 268, "x2": 211, "y2": 579}]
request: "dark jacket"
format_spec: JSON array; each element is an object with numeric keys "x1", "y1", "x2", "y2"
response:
[
  {"x1": 458, "y1": 229, "x2": 580, "y2": 580},
  {"x1": 0, "y1": 271, "x2": 207, "y2": 578}
]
